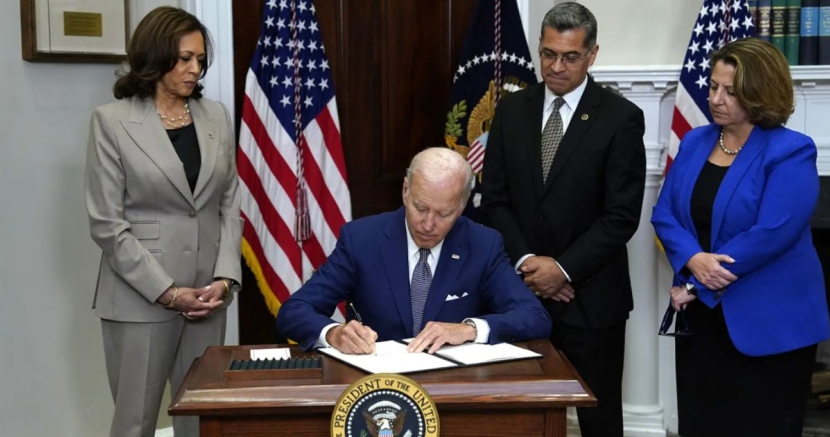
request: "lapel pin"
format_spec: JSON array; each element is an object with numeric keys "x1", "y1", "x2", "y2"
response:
[
  {"x1": 451, "y1": 254, "x2": 460, "y2": 259},
  {"x1": 581, "y1": 114, "x2": 589, "y2": 121}
]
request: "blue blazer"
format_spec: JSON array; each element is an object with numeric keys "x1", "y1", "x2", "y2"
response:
[
  {"x1": 652, "y1": 124, "x2": 829, "y2": 356},
  {"x1": 276, "y1": 208, "x2": 552, "y2": 351}
]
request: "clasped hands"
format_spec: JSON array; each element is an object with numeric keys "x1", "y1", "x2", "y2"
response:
[
  {"x1": 686, "y1": 252, "x2": 737, "y2": 290},
  {"x1": 520, "y1": 256, "x2": 575, "y2": 302},
  {"x1": 157, "y1": 280, "x2": 229, "y2": 320},
  {"x1": 671, "y1": 252, "x2": 738, "y2": 310},
  {"x1": 326, "y1": 320, "x2": 476, "y2": 355}
]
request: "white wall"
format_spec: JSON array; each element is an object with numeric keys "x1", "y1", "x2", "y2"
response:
[
  {"x1": 0, "y1": 1, "x2": 178, "y2": 436},
  {"x1": 522, "y1": 0, "x2": 703, "y2": 69},
  {"x1": 581, "y1": 0, "x2": 702, "y2": 67}
]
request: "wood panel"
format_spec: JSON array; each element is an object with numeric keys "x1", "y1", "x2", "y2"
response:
[
  {"x1": 172, "y1": 341, "x2": 594, "y2": 437},
  {"x1": 232, "y1": 0, "x2": 477, "y2": 344}
]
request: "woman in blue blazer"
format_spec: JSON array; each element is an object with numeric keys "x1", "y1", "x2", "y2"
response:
[{"x1": 652, "y1": 38, "x2": 829, "y2": 437}]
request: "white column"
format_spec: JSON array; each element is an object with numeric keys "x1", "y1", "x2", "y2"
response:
[
  {"x1": 181, "y1": 0, "x2": 239, "y2": 346},
  {"x1": 621, "y1": 174, "x2": 665, "y2": 437},
  {"x1": 591, "y1": 66, "x2": 677, "y2": 437}
]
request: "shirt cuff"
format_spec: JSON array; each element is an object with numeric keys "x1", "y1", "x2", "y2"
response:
[
  {"x1": 514, "y1": 254, "x2": 535, "y2": 274},
  {"x1": 464, "y1": 318, "x2": 491, "y2": 344},
  {"x1": 555, "y1": 260, "x2": 572, "y2": 282},
  {"x1": 315, "y1": 323, "x2": 341, "y2": 348}
]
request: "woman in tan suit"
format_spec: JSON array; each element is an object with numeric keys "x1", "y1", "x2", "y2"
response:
[{"x1": 84, "y1": 7, "x2": 242, "y2": 437}]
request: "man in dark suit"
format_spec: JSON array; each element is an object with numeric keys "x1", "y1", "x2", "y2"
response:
[
  {"x1": 480, "y1": 3, "x2": 646, "y2": 436},
  {"x1": 276, "y1": 147, "x2": 551, "y2": 354}
]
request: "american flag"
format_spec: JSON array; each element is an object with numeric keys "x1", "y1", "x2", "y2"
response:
[
  {"x1": 237, "y1": 0, "x2": 350, "y2": 319},
  {"x1": 467, "y1": 135, "x2": 487, "y2": 173},
  {"x1": 666, "y1": 0, "x2": 756, "y2": 174},
  {"x1": 444, "y1": 0, "x2": 536, "y2": 215}
]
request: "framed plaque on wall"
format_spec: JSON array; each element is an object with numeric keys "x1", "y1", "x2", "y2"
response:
[{"x1": 20, "y1": 0, "x2": 129, "y2": 63}]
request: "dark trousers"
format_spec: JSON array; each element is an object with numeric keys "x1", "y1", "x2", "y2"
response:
[
  {"x1": 549, "y1": 319, "x2": 626, "y2": 437},
  {"x1": 676, "y1": 301, "x2": 817, "y2": 437}
]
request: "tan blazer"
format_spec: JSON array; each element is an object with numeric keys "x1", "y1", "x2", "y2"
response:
[{"x1": 85, "y1": 96, "x2": 242, "y2": 322}]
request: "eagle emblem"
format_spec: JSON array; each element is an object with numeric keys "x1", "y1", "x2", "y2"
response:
[
  {"x1": 444, "y1": 77, "x2": 529, "y2": 165},
  {"x1": 362, "y1": 401, "x2": 408, "y2": 437},
  {"x1": 331, "y1": 374, "x2": 439, "y2": 437}
]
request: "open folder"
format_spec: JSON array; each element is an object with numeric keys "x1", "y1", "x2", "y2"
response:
[{"x1": 317, "y1": 340, "x2": 541, "y2": 374}]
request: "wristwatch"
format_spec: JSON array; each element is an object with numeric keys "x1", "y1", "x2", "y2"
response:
[
  {"x1": 463, "y1": 319, "x2": 478, "y2": 342},
  {"x1": 685, "y1": 282, "x2": 698, "y2": 297}
]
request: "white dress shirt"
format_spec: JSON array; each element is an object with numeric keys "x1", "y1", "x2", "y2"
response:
[
  {"x1": 514, "y1": 76, "x2": 589, "y2": 281},
  {"x1": 316, "y1": 219, "x2": 490, "y2": 348}
]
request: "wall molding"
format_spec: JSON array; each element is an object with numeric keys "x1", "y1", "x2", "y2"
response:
[
  {"x1": 590, "y1": 65, "x2": 830, "y2": 176},
  {"x1": 591, "y1": 64, "x2": 830, "y2": 86},
  {"x1": 590, "y1": 65, "x2": 680, "y2": 91}
]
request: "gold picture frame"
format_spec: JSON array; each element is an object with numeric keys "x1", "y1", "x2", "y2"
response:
[{"x1": 20, "y1": 0, "x2": 129, "y2": 63}]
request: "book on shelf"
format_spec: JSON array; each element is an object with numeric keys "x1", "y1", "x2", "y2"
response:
[
  {"x1": 785, "y1": 0, "x2": 802, "y2": 65},
  {"x1": 820, "y1": 0, "x2": 830, "y2": 64},
  {"x1": 772, "y1": 0, "x2": 789, "y2": 54},
  {"x1": 759, "y1": 0, "x2": 773, "y2": 41},
  {"x1": 801, "y1": 0, "x2": 820, "y2": 64}
]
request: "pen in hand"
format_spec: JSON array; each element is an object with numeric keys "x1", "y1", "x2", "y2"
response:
[
  {"x1": 347, "y1": 302, "x2": 377, "y2": 355},
  {"x1": 349, "y1": 302, "x2": 363, "y2": 324}
]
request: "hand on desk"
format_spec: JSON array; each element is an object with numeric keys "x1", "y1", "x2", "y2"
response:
[
  {"x1": 407, "y1": 321, "x2": 476, "y2": 355},
  {"x1": 520, "y1": 256, "x2": 573, "y2": 302},
  {"x1": 327, "y1": 320, "x2": 378, "y2": 355}
]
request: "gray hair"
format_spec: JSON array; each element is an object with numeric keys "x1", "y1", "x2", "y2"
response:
[
  {"x1": 405, "y1": 148, "x2": 474, "y2": 207},
  {"x1": 541, "y1": 2, "x2": 597, "y2": 50}
]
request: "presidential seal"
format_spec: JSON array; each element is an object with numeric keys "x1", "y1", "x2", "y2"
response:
[{"x1": 331, "y1": 374, "x2": 439, "y2": 437}]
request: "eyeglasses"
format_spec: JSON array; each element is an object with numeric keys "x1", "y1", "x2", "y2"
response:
[
  {"x1": 538, "y1": 49, "x2": 590, "y2": 66},
  {"x1": 658, "y1": 303, "x2": 694, "y2": 337}
]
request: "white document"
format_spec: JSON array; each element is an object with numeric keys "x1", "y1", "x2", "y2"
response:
[
  {"x1": 250, "y1": 348, "x2": 292, "y2": 360},
  {"x1": 317, "y1": 340, "x2": 457, "y2": 374},
  {"x1": 319, "y1": 340, "x2": 541, "y2": 374},
  {"x1": 432, "y1": 342, "x2": 541, "y2": 365}
]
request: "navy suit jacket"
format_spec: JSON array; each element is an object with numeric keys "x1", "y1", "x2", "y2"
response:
[
  {"x1": 652, "y1": 124, "x2": 829, "y2": 356},
  {"x1": 276, "y1": 207, "x2": 552, "y2": 351}
]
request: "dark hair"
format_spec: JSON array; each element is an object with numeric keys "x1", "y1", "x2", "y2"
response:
[
  {"x1": 541, "y1": 2, "x2": 597, "y2": 50},
  {"x1": 113, "y1": 6, "x2": 212, "y2": 100},
  {"x1": 710, "y1": 38, "x2": 793, "y2": 128}
]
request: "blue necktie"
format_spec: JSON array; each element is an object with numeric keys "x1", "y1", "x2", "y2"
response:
[{"x1": 410, "y1": 248, "x2": 433, "y2": 336}]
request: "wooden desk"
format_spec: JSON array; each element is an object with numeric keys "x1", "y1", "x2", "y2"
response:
[{"x1": 169, "y1": 340, "x2": 594, "y2": 437}]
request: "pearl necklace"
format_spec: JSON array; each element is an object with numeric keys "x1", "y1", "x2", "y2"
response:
[
  {"x1": 157, "y1": 100, "x2": 191, "y2": 128},
  {"x1": 718, "y1": 130, "x2": 743, "y2": 155}
]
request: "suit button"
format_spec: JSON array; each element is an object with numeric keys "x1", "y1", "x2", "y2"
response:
[
  {"x1": 188, "y1": 211, "x2": 196, "y2": 219},
  {"x1": 538, "y1": 212, "x2": 546, "y2": 220}
]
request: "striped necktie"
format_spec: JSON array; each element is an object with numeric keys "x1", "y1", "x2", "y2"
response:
[
  {"x1": 541, "y1": 97, "x2": 565, "y2": 183},
  {"x1": 410, "y1": 248, "x2": 432, "y2": 336}
]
